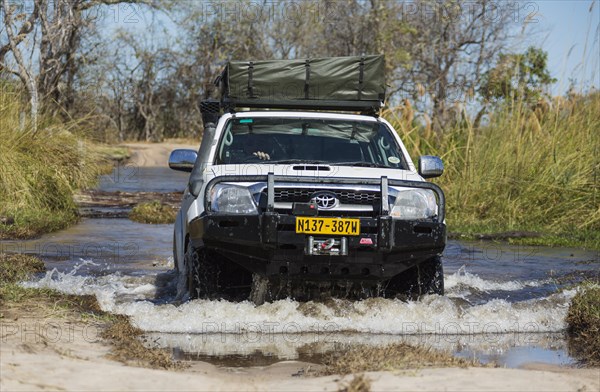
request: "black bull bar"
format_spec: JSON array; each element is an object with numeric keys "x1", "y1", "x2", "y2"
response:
[{"x1": 204, "y1": 173, "x2": 445, "y2": 222}]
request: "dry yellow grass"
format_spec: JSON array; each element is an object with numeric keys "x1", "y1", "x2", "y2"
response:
[
  {"x1": 129, "y1": 201, "x2": 177, "y2": 224},
  {"x1": 566, "y1": 284, "x2": 600, "y2": 366},
  {"x1": 319, "y1": 343, "x2": 481, "y2": 376},
  {"x1": 101, "y1": 316, "x2": 183, "y2": 370},
  {"x1": 338, "y1": 374, "x2": 371, "y2": 392}
]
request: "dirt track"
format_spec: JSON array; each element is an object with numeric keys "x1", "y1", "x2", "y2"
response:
[
  {"x1": 122, "y1": 141, "x2": 197, "y2": 167},
  {"x1": 75, "y1": 142, "x2": 196, "y2": 217}
]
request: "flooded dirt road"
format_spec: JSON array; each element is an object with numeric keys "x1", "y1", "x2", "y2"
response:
[
  {"x1": 8, "y1": 220, "x2": 598, "y2": 368},
  {"x1": 2, "y1": 145, "x2": 599, "y2": 391}
]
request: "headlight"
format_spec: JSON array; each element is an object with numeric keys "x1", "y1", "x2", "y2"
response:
[
  {"x1": 390, "y1": 189, "x2": 437, "y2": 220},
  {"x1": 209, "y1": 184, "x2": 258, "y2": 214}
]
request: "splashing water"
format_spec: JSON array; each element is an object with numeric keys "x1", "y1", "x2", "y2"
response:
[
  {"x1": 23, "y1": 264, "x2": 575, "y2": 336},
  {"x1": 12, "y1": 212, "x2": 598, "y2": 367}
]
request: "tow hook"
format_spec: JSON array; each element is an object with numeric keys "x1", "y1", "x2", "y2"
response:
[
  {"x1": 321, "y1": 239, "x2": 335, "y2": 250},
  {"x1": 306, "y1": 236, "x2": 348, "y2": 256}
]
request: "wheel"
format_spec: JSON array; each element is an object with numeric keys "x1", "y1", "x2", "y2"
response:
[
  {"x1": 183, "y1": 243, "x2": 254, "y2": 301},
  {"x1": 174, "y1": 232, "x2": 189, "y2": 302},
  {"x1": 172, "y1": 230, "x2": 178, "y2": 271},
  {"x1": 416, "y1": 256, "x2": 444, "y2": 296},
  {"x1": 185, "y1": 245, "x2": 219, "y2": 299},
  {"x1": 384, "y1": 256, "x2": 444, "y2": 299}
]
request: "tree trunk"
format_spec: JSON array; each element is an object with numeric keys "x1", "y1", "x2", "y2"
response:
[
  {"x1": 2, "y1": 0, "x2": 40, "y2": 131},
  {"x1": 28, "y1": 78, "x2": 39, "y2": 132}
]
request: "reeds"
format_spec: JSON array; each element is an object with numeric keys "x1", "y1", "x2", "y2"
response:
[
  {"x1": 0, "y1": 88, "x2": 102, "y2": 238},
  {"x1": 385, "y1": 92, "x2": 600, "y2": 248}
]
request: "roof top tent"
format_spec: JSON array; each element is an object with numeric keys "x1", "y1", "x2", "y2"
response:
[{"x1": 213, "y1": 55, "x2": 386, "y2": 115}]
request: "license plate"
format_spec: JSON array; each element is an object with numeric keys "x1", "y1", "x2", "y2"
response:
[{"x1": 295, "y1": 217, "x2": 360, "y2": 236}]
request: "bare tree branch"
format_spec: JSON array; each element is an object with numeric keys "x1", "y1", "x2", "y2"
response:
[
  {"x1": 2, "y1": 0, "x2": 39, "y2": 129},
  {"x1": 75, "y1": 0, "x2": 160, "y2": 12},
  {"x1": 0, "y1": 1, "x2": 40, "y2": 63}
]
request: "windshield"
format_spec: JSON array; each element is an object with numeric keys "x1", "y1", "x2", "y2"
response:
[{"x1": 215, "y1": 117, "x2": 408, "y2": 169}]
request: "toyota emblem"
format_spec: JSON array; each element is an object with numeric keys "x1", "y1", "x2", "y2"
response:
[{"x1": 310, "y1": 191, "x2": 339, "y2": 209}]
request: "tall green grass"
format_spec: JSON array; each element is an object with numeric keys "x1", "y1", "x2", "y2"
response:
[
  {"x1": 386, "y1": 93, "x2": 600, "y2": 248},
  {"x1": 0, "y1": 88, "x2": 101, "y2": 238}
]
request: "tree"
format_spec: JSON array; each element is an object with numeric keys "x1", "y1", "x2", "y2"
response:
[
  {"x1": 480, "y1": 46, "x2": 557, "y2": 105},
  {"x1": 119, "y1": 30, "x2": 176, "y2": 141},
  {"x1": 0, "y1": 0, "x2": 159, "y2": 128},
  {"x1": 394, "y1": 0, "x2": 517, "y2": 130},
  {"x1": 3, "y1": 0, "x2": 536, "y2": 140},
  {"x1": 1, "y1": 0, "x2": 41, "y2": 128}
]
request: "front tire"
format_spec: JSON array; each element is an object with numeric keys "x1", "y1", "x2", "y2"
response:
[
  {"x1": 185, "y1": 245, "x2": 219, "y2": 299},
  {"x1": 417, "y1": 255, "x2": 444, "y2": 296},
  {"x1": 183, "y1": 243, "x2": 254, "y2": 301},
  {"x1": 385, "y1": 256, "x2": 444, "y2": 299}
]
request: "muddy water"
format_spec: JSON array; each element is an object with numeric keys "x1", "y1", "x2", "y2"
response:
[
  {"x1": 98, "y1": 165, "x2": 190, "y2": 193},
  {"x1": 3, "y1": 167, "x2": 599, "y2": 369}
]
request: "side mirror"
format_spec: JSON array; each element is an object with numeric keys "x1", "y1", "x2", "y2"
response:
[
  {"x1": 418, "y1": 155, "x2": 444, "y2": 178},
  {"x1": 168, "y1": 149, "x2": 197, "y2": 172}
]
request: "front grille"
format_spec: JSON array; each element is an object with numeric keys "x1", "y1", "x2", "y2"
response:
[
  {"x1": 274, "y1": 208, "x2": 372, "y2": 218},
  {"x1": 274, "y1": 188, "x2": 381, "y2": 206}
]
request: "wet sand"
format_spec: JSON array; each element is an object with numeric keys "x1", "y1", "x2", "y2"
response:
[{"x1": 1, "y1": 310, "x2": 598, "y2": 392}]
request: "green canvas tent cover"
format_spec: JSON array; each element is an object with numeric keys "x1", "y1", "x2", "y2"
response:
[{"x1": 217, "y1": 55, "x2": 385, "y2": 112}]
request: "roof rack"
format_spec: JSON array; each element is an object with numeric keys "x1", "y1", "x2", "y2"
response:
[{"x1": 220, "y1": 98, "x2": 382, "y2": 115}]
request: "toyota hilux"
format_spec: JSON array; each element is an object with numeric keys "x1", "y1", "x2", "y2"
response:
[{"x1": 169, "y1": 56, "x2": 446, "y2": 303}]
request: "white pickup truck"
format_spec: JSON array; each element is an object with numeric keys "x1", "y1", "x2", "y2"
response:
[{"x1": 168, "y1": 56, "x2": 446, "y2": 303}]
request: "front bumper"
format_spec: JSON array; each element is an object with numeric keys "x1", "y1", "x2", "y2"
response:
[
  {"x1": 189, "y1": 173, "x2": 446, "y2": 281},
  {"x1": 189, "y1": 213, "x2": 445, "y2": 281}
]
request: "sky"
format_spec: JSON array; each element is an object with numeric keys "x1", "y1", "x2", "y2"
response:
[
  {"x1": 107, "y1": 0, "x2": 600, "y2": 97},
  {"x1": 532, "y1": 0, "x2": 599, "y2": 94}
]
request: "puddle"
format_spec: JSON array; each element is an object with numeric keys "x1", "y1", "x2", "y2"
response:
[
  {"x1": 3, "y1": 167, "x2": 599, "y2": 369},
  {"x1": 99, "y1": 166, "x2": 190, "y2": 193},
  {"x1": 161, "y1": 331, "x2": 575, "y2": 368},
  {"x1": 1, "y1": 218, "x2": 173, "y2": 275}
]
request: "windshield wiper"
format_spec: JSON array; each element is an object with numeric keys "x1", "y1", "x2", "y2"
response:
[
  {"x1": 334, "y1": 161, "x2": 390, "y2": 168},
  {"x1": 269, "y1": 159, "x2": 329, "y2": 165}
]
